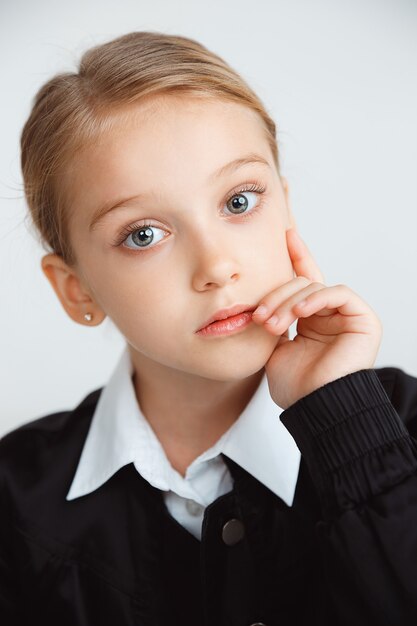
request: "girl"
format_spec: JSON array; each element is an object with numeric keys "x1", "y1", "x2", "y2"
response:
[{"x1": 1, "y1": 30, "x2": 417, "y2": 626}]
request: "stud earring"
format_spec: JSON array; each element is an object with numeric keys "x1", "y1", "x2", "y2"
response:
[{"x1": 84, "y1": 312, "x2": 93, "y2": 322}]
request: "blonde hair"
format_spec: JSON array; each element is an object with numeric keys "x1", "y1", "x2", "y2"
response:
[{"x1": 20, "y1": 31, "x2": 281, "y2": 267}]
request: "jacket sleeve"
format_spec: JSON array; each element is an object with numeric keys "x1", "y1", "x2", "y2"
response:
[{"x1": 280, "y1": 368, "x2": 417, "y2": 626}]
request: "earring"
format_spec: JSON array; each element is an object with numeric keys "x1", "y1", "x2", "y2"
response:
[{"x1": 84, "y1": 312, "x2": 93, "y2": 322}]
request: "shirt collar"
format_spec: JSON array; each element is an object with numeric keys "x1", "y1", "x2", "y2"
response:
[{"x1": 66, "y1": 344, "x2": 301, "y2": 506}]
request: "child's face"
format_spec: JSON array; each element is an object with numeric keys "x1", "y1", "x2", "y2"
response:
[{"x1": 59, "y1": 95, "x2": 296, "y2": 381}]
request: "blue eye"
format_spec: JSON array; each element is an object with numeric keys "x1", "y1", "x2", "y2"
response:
[
  {"x1": 225, "y1": 189, "x2": 259, "y2": 216},
  {"x1": 122, "y1": 225, "x2": 166, "y2": 251},
  {"x1": 113, "y1": 182, "x2": 267, "y2": 252}
]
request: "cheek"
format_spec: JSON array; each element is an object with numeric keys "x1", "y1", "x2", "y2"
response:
[
  {"x1": 279, "y1": 242, "x2": 295, "y2": 281},
  {"x1": 107, "y1": 271, "x2": 184, "y2": 337},
  {"x1": 255, "y1": 223, "x2": 294, "y2": 284}
]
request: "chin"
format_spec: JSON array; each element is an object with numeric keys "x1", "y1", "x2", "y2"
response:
[{"x1": 192, "y1": 346, "x2": 273, "y2": 382}]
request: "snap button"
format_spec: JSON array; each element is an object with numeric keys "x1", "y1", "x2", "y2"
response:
[
  {"x1": 249, "y1": 623, "x2": 267, "y2": 626},
  {"x1": 185, "y1": 498, "x2": 204, "y2": 516},
  {"x1": 221, "y1": 518, "x2": 245, "y2": 546}
]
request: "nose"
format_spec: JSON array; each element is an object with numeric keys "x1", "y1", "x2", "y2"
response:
[{"x1": 190, "y1": 233, "x2": 241, "y2": 291}]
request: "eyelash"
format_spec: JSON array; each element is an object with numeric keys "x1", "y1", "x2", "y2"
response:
[{"x1": 111, "y1": 181, "x2": 267, "y2": 250}]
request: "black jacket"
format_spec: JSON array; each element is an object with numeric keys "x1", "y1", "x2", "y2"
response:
[{"x1": 1, "y1": 367, "x2": 417, "y2": 625}]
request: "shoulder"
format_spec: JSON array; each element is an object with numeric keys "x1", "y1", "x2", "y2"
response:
[
  {"x1": 0, "y1": 386, "x2": 103, "y2": 449},
  {"x1": 0, "y1": 386, "x2": 103, "y2": 504},
  {"x1": 374, "y1": 366, "x2": 417, "y2": 435}
]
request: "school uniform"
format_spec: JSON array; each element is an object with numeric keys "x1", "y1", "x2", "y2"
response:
[
  {"x1": 1, "y1": 345, "x2": 417, "y2": 625},
  {"x1": 65, "y1": 346, "x2": 301, "y2": 538}
]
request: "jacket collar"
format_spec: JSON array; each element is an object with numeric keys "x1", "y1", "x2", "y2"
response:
[{"x1": 66, "y1": 344, "x2": 301, "y2": 506}]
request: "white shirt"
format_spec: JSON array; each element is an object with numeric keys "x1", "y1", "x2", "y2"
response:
[{"x1": 66, "y1": 344, "x2": 301, "y2": 540}]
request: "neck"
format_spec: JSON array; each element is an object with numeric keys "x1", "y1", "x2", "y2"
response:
[{"x1": 129, "y1": 352, "x2": 264, "y2": 477}]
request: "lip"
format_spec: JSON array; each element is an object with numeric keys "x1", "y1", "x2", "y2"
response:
[{"x1": 196, "y1": 303, "x2": 257, "y2": 333}]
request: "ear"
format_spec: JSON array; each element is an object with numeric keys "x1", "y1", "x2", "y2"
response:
[
  {"x1": 41, "y1": 253, "x2": 105, "y2": 325},
  {"x1": 280, "y1": 175, "x2": 297, "y2": 230}
]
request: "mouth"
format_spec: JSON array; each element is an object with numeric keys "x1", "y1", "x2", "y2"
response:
[{"x1": 196, "y1": 304, "x2": 257, "y2": 337}]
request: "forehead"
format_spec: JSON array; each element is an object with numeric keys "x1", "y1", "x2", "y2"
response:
[
  {"x1": 78, "y1": 94, "x2": 267, "y2": 163},
  {"x1": 64, "y1": 95, "x2": 272, "y2": 221},
  {"x1": 109, "y1": 93, "x2": 265, "y2": 130}
]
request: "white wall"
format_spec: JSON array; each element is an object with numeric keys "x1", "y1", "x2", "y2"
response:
[{"x1": 1, "y1": 0, "x2": 416, "y2": 437}]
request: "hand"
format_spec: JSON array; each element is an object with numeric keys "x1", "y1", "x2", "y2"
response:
[{"x1": 252, "y1": 228, "x2": 383, "y2": 409}]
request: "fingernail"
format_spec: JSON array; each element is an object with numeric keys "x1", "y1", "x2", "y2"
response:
[
  {"x1": 254, "y1": 305, "x2": 267, "y2": 316},
  {"x1": 265, "y1": 315, "x2": 280, "y2": 325}
]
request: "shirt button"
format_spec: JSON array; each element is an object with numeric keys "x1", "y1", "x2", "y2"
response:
[
  {"x1": 221, "y1": 518, "x2": 245, "y2": 546},
  {"x1": 185, "y1": 498, "x2": 204, "y2": 516}
]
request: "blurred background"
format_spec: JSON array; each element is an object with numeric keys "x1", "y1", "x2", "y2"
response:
[{"x1": 1, "y1": 0, "x2": 416, "y2": 436}]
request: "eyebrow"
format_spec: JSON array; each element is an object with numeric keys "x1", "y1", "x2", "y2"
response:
[{"x1": 89, "y1": 152, "x2": 271, "y2": 232}]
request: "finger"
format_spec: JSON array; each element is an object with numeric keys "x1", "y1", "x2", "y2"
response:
[
  {"x1": 286, "y1": 229, "x2": 325, "y2": 284},
  {"x1": 263, "y1": 282, "x2": 327, "y2": 332},
  {"x1": 293, "y1": 284, "x2": 371, "y2": 317},
  {"x1": 261, "y1": 284, "x2": 367, "y2": 337},
  {"x1": 252, "y1": 276, "x2": 317, "y2": 321}
]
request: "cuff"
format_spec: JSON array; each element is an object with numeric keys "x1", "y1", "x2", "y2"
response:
[{"x1": 280, "y1": 369, "x2": 417, "y2": 516}]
